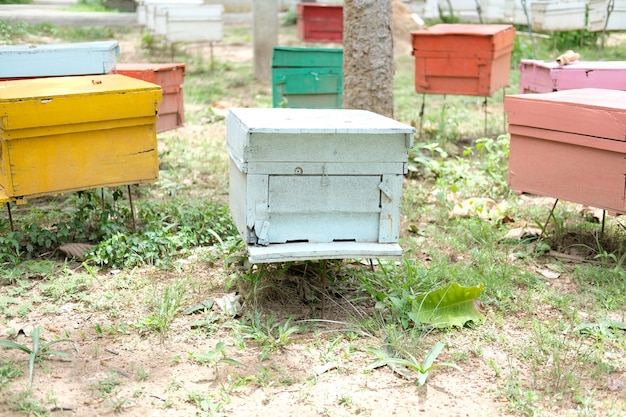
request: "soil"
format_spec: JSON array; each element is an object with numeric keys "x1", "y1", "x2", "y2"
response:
[{"x1": 1, "y1": 3, "x2": 625, "y2": 417}]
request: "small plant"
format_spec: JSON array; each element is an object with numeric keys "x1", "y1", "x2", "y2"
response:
[
  {"x1": 235, "y1": 311, "x2": 300, "y2": 358},
  {"x1": 107, "y1": 396, "x2": 132, "y2": 414},
  {"x1": 188, "y1": 341, "x2": 242, "y2": 378},
  {"x1": 136, "y1": 281, "x2": 188, "y2": 342},
  {"x1": 93, "y1": 372, "x2": 123, "y2": 397},
  {"x1": 365, "y1": 341, "x2": 461, "y2": 386},
  {"x1": 0, "y1": 359, "x2": 22, "y2": 387},
  {"x1": 136, "y1": 366, "x2": 150, "y2": 382},
  {"x1": 9, "y1": 389, "x2": 48, "y2": 416},
  {"x1": 0, "y1": 326, "x2": 74, "y2": 387},
  {"x1": 186, "y1": 391, "x2": 225, "y2": 417}
]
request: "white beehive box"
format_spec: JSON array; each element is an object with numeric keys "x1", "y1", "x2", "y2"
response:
[
  {"x1": 136, "y1": 0, "x2": 202, "y2": 28},
  {"x1": 588, "y1": 0, "x2": 626, "y2": 31},
  {"x1": 226, "y1": 108, "x2": 415, "y2": 264},
  {"x1": 438, "y1": 0, "x2": 481, "y2": 21},
  {"x1": 158, "y1": 5, "x2": 224, "y2": 43},
  {"x1": 531, "y1": 1, "x2": 587, "y2": 31}
]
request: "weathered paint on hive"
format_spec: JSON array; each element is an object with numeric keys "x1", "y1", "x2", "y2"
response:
[
  {"x1": 0, "y1": 74, "x2": 162, "y2": 203},
  {"x1": 226, "y1": 108, "x2": 414, "y2": 263},
  {"x1": 272, "y1": 46, "x2": 343, "y2": 109},
  {"x1": 518, "y1": 59, "x2": 626, "y2": 93},
  {"x1": 297, "y1": 3, "x2": 343, "y2": 43},
  {"x1": 411, "y1": 24, "x2": 515, "y2": 96},
  {"x1": 115, "y1": 63, "x2": 186, "y2": 132},
  {"x1": 505, "y1": 88, "x2": 626, "y2": 214}
]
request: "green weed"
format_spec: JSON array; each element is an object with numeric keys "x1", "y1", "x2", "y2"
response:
[
  {"x1": 136, "y1": 281, "x2": 189, "y2": 342},
  {"x1": 234, "y1": 311, "x2": 300, "y2": 358},
  {"x1": 365, "y1": 341, "x2": 461, "y2": 386},
  {"x1": 188, "y1": 341, "x2": 242, "y2": 378},
  {"x1": 0, "y1": 326, "x2": 75, "y2": 387}
]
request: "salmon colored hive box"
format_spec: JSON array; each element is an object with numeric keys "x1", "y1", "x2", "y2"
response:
[
  {"x1": 0, "y1": 74, "x2": 162, "y2": 203},
  {"x1": 518, "y1": 59, "x2": 626, "y2": 93},
  {"x1": 115, "y1": 63, "x2": 186, "y2": 133},
  {"x1": 411, "y1": 24, "x2": 515, "y2": 96},
  {"x1": 297, "y1": 3, "x2": 343, "y2": 43},
  {"x1": 505, "y1": 88, "x2": 626, "y2": 214}
]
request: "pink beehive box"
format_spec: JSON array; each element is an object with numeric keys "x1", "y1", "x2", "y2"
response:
[
  {"x1": 519, "y1": 59, "x2": 626, "y2": 93},
  {"x1": 505, "y1": 88, "x2": 626, "y2": 214}
]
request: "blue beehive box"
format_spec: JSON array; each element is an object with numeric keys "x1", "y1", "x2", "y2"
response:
[
  {"x1": 226, "y1": 108, "x2": 415, "y2": 263},
  {"x1": 0, "y1": 41, "x2": 119, "y2": 79}
]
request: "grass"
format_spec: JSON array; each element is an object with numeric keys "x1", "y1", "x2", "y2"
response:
[
  {"x1": 0, "y1": 16, "x2": 625, "y2": 417},
  {"x1": 0, "y1": 327, "x2": 74, "y2": 387}
]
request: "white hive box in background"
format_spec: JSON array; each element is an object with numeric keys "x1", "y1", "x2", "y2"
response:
[
  {"x1": 437, "y1": 0, "x2": 481, "y2": 21},
  {"x1": 136, "y1": 0, "x2": 203, "y2": 29},
  {"x1": 530, "y1": 1, "x2": 587, "y2": 31},
  {"x1": 588, "y1": 0, "x2": 626, "y2": 32},
  {"x1": 226, "y1": 108, "x2": 415, "y2": 264},
  {"x1": 159, "y1": 5, "x2": 224, "y2": 43}
]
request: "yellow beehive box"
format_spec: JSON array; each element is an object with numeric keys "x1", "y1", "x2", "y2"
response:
[{"x1": 0, "y1": 74, "x2": 162, "y2": 203}]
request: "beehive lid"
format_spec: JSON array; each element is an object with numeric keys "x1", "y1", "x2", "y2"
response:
[
  {"x1": 505, "y1": 88, "x2": 626, "y2": 141},
  {"x1": 115, "y1": 63, "x2": 186, "y2": 85},
  {"x1": 411, "y1": 24, "x2": 515, "y2": 53},
  {"x1": 0, "y1": 74, "x2": 161, "y2": 136},
  {"x1": 272, "y1": 46, "x2": 343, "y2": 68},
  {"x1": 0, "y1": 41, "x2": 120, "y2": 78},
  {"x1": 520, "y1": 59, "x2": 626, "y2": 71},
  {"x1": 227, "y1": 108, "x2": 415, "y2": 174},
  {"x1": 229, "y1": 108, "x2": 413, "y2": 135}
]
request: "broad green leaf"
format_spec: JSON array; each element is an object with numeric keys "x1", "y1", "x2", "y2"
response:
[
  {"x1": 410, "y1": 283, "x2": 485, "y2": 328},
  {"x1": 0, "y1": 340, "x2": 33, "y2": 354}
]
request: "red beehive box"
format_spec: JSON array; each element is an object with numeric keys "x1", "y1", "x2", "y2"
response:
[
  {"x1": 297, "y1": 3, "x2": 343, "y2": 43},
  {"x1": 411, "y1": 24, "x2": 515, "y2": 96},
  {"x1": 505, "y1": 88, "x2": 626, "y2": 214},
  {"x1": 518, "y1": 59, "x2": 626, "y2": 94},
  {"x1": 115, "y1": 63, "x2": 186, "y2": 133}
]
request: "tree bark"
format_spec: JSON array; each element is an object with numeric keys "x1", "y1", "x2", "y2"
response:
[
  {"x1": 342, "y1": 0, "x2": 394, "y2": 118},
  {"x1": 253, "y1": 0, "x2": 278, "y2": 81}
]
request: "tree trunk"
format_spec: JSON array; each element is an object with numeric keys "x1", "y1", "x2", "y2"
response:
[
  {"x1": 342, "y1": 0, "x2": 394, "y2": 118},
  {"x1": 253, "y1": 0, "x2": 278, "y2": 81}
]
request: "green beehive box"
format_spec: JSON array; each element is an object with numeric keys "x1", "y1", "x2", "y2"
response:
[{"x1": 271, "y1": 46, "x2": 343, "y2": 109}]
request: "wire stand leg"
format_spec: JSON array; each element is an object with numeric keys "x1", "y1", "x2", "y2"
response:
[
  {"x1": 6, "y1": 202, "x2": 14, "y2": 232},
  {"x1": 128, "y1": 185, "x2": 137, "y2": 234},
  {"x1": 540, "y1": 199, "x2": 559, "y2": 239},
  {"x1": 418, "y1": 93, "x2": 426, "y2": 140}
]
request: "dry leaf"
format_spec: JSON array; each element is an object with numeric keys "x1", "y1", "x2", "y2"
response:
[
  {"x1": 556, "y1": 50, "x2": 580, "y2": 65},
  {"x1": 607, "y1": 377, "x2": 624, "y2": 392},
  {"x1": 214, "y1": 292, "x2": 241, "y2": 316},
  {"x1": 502, "y1": 226, "x2": 542, "y2": 240},
  {"x1": 58, "y1": 243, "x2": 94, "y2": 260},
  {"x1": 538, "y1": 269, "x2": 560, "y2": 279}
]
